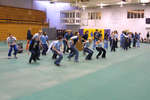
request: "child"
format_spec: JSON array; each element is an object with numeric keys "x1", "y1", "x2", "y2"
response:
[
  {"x1": 40, "y1": 32, "x2": 49, "y2": 56},
  {"x1": 96, "y1": 37, "x2": 106, "y2": 59},
  {"x1": 51, "y1": 36, "x2": 63, "y2": 66},
  {"x1": 83, "y1": 39, "x2": 93, "y2": 60},
  {"x1": 29, "y1": 37, "x2": 40, "y2": 63},
  {"x1": 7, "y1": 34, "x2": 18, "y2": 59},
  {"x1": 68, "y1": 32, "x2": 79, "y2": 62}
]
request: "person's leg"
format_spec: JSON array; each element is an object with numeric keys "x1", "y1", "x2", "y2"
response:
[
  {"x1": 85, "y1": 48, "x2": 93, "y2": 60},
  {"x1": 68, "y1": 47, "x2": 75, "y2": 60},
  {"x1": 63, "y1": 40, "x2": 67, "y2": 53},
  {"x1": 93, "y1": 40, "x2": 96, "y2": 50},
  {"x1": 74, "y1": 47, "x2": 79, "y2": 62},
  {"x1": 54, "y1": 52, "x2": 63, "y2": 66},
  {"x1": 96, "y1": 47, "x2": 102, "y2": 59},
  {"x1": 8, "y1": 45, "x2": 13, "y2": 57},
  {"x1": 45, "y1": 44, "x2": 48, "y2": 54},
  {"x1": 29, "y1": 50, "x2": 36, "y2": 63},
  {"x1": 101, "y1": 47, "x2": 106, "y2": 58},
  {"x1": 13, "y1": 45, "x2": 18, "y2": 58},
  {"x1": 42, "y1": 44, "x2": 45, "y2": 55}
]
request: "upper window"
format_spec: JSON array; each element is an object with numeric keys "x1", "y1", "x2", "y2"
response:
[
  {"x1": 127, "y1": 9, "x2": 144, "y2": 19},
  {"x1": 88, "y1": 12, "x2": 101, "y2": 20}
]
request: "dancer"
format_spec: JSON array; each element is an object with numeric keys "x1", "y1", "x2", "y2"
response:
[
  {"x1": 68, "y1": 32, "x2": 79, "y2": 62},
  {"x1": 96, "y1": 37, "x2": 106, "y2": 59},
  {"x1": 110, "y1": 32, "x2": 116, "y2": 52},
  {"x1": 26, "y1": 29, "x2": 33, "y2": 51},
  {"x1": 63, "y1": 30, "x2": 73, "y2": 54},
  {"x1": 40, "y1": 32, "x2": 49, "y2": 55},
  {"x1": 104, "y1": 32, "x2": 109, "y2": 50},
  {"x1": 51, "y1": 36, "x2": 63, "y2": 66},
  {"x1": 7, "y1": 34, "x2": 18, "y2": 59},
  {"x1": 29, "y1": 37, "x2": 40, "y2": 63},
  {"x1": 83, "y1": 38, "x2": 93, "y2": 60}
]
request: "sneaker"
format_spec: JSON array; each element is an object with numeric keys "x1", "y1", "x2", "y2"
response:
[
  {"x1": 8, "y1": 56, "x2": 11, "y2": 59},
  {"x1": 54, "y1": 62, "x2": 60, "y2": 66}
]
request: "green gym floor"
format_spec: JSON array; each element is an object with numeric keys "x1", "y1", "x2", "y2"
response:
[{"x1": 0, "y1": 42, "x2": 150, "y2": 100}]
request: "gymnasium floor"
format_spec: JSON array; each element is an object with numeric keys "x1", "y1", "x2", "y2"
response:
[{"x1": 0, "y1": 42, "x2": 150, "y2": 100}]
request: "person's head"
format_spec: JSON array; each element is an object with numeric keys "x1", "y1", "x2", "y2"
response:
[
  {"x1": 96, "y1": 29, "x2": 98, "y2": 32},
  {"x1": 85, "y1": 31, "x2": 89, "y2": 34},
  {"x1": 99, "y1": 30, "x2": 102, "y2": 33},
  {"x1": 75, "y1": 32, "x2": 79, "y2": 36},
  {"x1": 43, "y1": 32, "x2": 47, "y2": 36},
  {"x1": 38, "y1": 30, "x2": 43, "y2": 35},
  {"x1": 57, "y1": 36, "x2": 63, "y2": 42},
  {"x1": 9, "y1": 34, "x2": 12, "y2": 38}
]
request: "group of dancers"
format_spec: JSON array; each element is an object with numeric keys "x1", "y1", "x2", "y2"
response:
[{"x1": 7, "y1": 29, "x2": 141, "y2": 66}]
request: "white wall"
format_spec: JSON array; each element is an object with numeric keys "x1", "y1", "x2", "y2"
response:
[
  {"x1": 33, "y1": 1, "x2": 74, "y2": 29},
  {"x1": 81, "y1": 5, "x2": 150, "y2": 38}
]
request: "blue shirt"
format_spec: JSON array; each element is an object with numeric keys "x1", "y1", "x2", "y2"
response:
[
  {"x1": 54, "y1": 41, "x2": 63, "y2": 51},
  {"x1": 40, "y1": 35, "x2": 48, "y2": 44},
  {"x1": 64, "y1": 32, "x2": 73, "y2": 40}
]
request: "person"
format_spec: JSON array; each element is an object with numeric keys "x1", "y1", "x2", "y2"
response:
[
  {"x1": 47, "y1": 40, "x2": 58, "y2": 59},
  {"x1": 123, "y1": 32, "x2": 129, "y2": 50},
  {"x1": 120, "y1": 31, "x2": 124, "y2": 48},
  {"x1": 83, "y1": 38, "x2": 93, "y2": 60},
  {"x1": 26, "y1": 29, "x2": 33, "y2": 51},
  {"x1": 114, "y1": 31, "x2": 118, "y2": 48},
  {"x1": 146, "y1": 32, "x2": 149, "y2": 43},
  {"x1": 128, "y1": 32, "x2": 132, "y2": 48},
  {"x1": 29, "y1": 37, "x2": 40, "y2": 63},
  {"x1": 93, "y1": 29, "x2": 99, "y2": 50},
  {"x1": 63, "y1": 30, "x2": 73, "y2": 54},
  {"x1": 32, "y1": 30, "x2": 43, "y2": 60},
  {"x1": 110, "y1": 32, "x2": 116, "y2": 52},
  {"x1": 82, "y1": 31, "x2": 89, "y2": 55},
  {"x1": 51, "y1": 36, "x2": 63, "y2": 66},
  {"x1": 40, "y1": 32, "x2": 49, "y2": 55},
  {"x1": 104, "y1": 32, "x2": 109, "y2": 50},
  {"x1": 95, "y1": 37, "x2": 106, "y2": 59},
  {"x1": 136, "y1": 33, "x2": 141, "y2": 47},
  {"x1": 68, "y1": 32, "x2": 79, "y2": 62},
  {"x1": 7, "y1": 34, "x2": 18, "y2": 59},
  {"x1": 133, "y1": 32, "x2": 137, "y2": 47}
]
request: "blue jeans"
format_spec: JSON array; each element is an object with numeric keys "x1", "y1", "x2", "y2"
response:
[
  {"x1": 42, "y1": 44, "x2": 48, "y2": 55},
  {"x1": 52, "y1": 50, "x2": 63, "y2": 65},
  {"x1": 93, "y1": 40, "x2": 96, "y2": 49},
  {"x1": 8, "y1": 45, "x2": 18, "y2": 57},
  {"x1": 136, "y1": 40, "x2": 140, "y2": 47},
  {"x1": 84, "y1": 47, "x2": 93, "y2": 60},
  {"x1": 68, "y1": 45, "x2": 79, "y2": 62},
  {"x1": 104, "y1": 40, "x2": 108, "y2": 49}
]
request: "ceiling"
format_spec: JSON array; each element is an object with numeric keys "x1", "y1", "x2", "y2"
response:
[{"x1": 35, "y1": 0, "x2": 150, "y2": 7}]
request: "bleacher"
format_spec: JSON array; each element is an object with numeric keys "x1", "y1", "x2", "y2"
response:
[{"x1": 0, "y1": 5, "x2": 49, "y2": 41}]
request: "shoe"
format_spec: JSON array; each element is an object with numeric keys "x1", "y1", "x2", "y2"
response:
[
  {"x1": 14, "y1": 56, "x2": 18, "y2": 59},
  {"x1": 37, "y1": 58, "x2": 40, "y2": 60},
  {"x1": 8, "y1": 56, "x2": 11, "y2": 59},
  {"x1": 54, "y1": 62, "x2": 60, "y2": 66}
]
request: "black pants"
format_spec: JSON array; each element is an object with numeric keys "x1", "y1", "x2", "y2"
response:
[
  {"x1": 133, "y1": 39, "x2": 136, "y2": 47},
  {"x1": 63, "y1": 40, "x2": 69, "y2": 53},
  {"x1": 96, "y1": 47, "x2": 106, "y2": 59},
  {"x1": 115, "y1": 39, "x2": 118, "y2": 48},
  {"x1": 29, "y1": 50, "x2": 38, "y2": 63},
  {"x1": 84, "y1": 48, "x2": 93, "y2": 60},
  {"x1": 111, "y1": 45, "x2": 116, "y2": 52}
]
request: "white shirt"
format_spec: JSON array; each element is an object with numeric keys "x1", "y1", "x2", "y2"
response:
[{"x1": 7, "y1": 37, "x2": 16, "y2": 45}]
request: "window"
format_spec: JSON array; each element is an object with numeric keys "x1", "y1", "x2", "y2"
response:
[
  {"x1": 127, "y1": 9, "x2": 144, "y2": 19},
  {"x1": 88, "y1": 12, "x2": 101, "y2": 20}
]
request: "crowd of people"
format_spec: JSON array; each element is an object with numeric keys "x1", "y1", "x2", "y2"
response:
[{"x1": 6, "y1": 29, "x2": 142, "y2": 66}]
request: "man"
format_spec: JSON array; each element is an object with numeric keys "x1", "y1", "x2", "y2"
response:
[
  {"x1": 32, "y1": 30, "x2": 43, "y2": 60},
  {"x1": 26, "y1": 29, "x2": 33, "y2": 51},
  {"x1": 7, "y1": 34, "x2": 18, "y2": 59},
  {"x1": 93, "y1": 29, "x2": 99, "y2": 50},
  {"x1": 51, "y1": 36, "x2": 63, "y2": 66},
  {"x1": 40, "y1": 32, "x2": 49, "y2": 55},
  {"x1": 68, "y1": 32, "x2": 79, "y2": 62},
  {"x1": 63, "y1": 30, "x2": 73, "y2": 54}
]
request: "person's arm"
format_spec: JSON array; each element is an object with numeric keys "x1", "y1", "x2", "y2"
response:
[{"x1": 52, "y1": 45, "x2": 61, "y2": 55}]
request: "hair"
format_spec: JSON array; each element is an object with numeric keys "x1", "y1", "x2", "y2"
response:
[
  {"x1": 57, "y1": 36, "x2": 63, "y2": 40},
  {"x1": 74, "y1": 32, "x2": 79, "y2": 36}
]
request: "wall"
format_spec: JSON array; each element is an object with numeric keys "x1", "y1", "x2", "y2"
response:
[
  {"x1": 80, "y1": 5, "x2": 150, "y2": 38},
  {"x1": 0, "y1": 0, "x2": 33, "y2": 9},
  {"x1": 33, "y1": 1, "x2": 75, "y2": 29}
]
